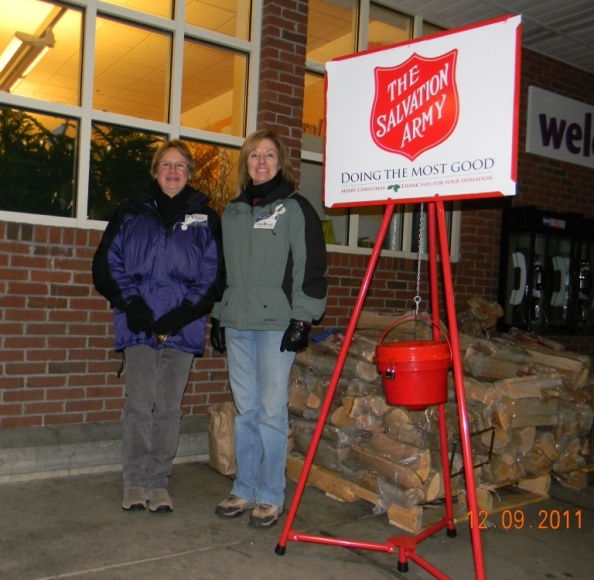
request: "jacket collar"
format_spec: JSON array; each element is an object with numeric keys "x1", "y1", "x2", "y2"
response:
[
  {"x1": 128, "y1": 181, "x2": 210, "y2": 214},
  {"x1": 233, "y1": 178, "x2": 295, "y2": 207}
]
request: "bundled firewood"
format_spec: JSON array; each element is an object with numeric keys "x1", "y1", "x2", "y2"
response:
[
  {"x1": 460, "y1": 328, "x2": 591, "y2": 390},
  {"x1": 550, "y1": 399, "x2": 594, "y2": 488},
  {"x1": 457, "y1": 295, "x2": 504, "y2": 335},
  {"x1": 294, "y1": 344, "x2": 379, "y2": 383},
  {"x1": 508, "y1": 328, "x2": 591, "y2": 389},
  {"x1": 356, "y1": 309, "x2": 436, "y2": 335},
  {"x1": 287, "y1": 305, "x2": 594, "y2": 511},
  {"x1": 458, "y1": 335, "x2": 593, "y2": 484}
]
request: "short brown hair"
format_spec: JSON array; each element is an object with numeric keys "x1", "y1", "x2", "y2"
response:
[
  {"x1": 238, "y1": 130, "x2": 295, "y2": 189},
  {"x1": 150, "y1": 140, "x2": 196, "y2": 180}
]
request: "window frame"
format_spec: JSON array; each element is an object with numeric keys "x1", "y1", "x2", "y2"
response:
[{"x1": 0, "y1": 0, "x2": 261, "y2": 231}]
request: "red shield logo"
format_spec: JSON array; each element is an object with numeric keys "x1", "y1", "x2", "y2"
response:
[{"x1": 371, "y1": 50, "x2": 459, "y2": 160}]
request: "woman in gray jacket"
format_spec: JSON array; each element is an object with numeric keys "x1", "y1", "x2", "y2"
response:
[{"x1": 210, "y1": 129, "x2": 327, "y2": 527}]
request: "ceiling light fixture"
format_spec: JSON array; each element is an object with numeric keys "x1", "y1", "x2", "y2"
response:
[{"x1": 0, "y1": 28, "x2": 55, "y2": 92}]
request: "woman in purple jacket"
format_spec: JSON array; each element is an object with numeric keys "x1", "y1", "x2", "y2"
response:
[{"x1": 93, "y1": 140, "x2": 224, "y2": 513}]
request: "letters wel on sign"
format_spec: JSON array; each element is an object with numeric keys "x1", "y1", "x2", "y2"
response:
[{"x1": 371, "y1": 50, "x2": 459, "y2": 161}]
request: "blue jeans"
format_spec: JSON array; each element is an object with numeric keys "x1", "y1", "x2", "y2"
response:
[
  {"x1": 122, "y1": 345, "x2": 194, "y2": 490},
  {"x1": 226, "y1": 328, "x2": 296, "y2": 508}
]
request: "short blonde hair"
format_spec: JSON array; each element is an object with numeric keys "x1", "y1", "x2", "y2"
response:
[
  {"x1": 151, "y1": 140, "x2": 196, "y2": 180},
  {"x1": 238, "y1": 130, "x2": 295, "y2": 189}
]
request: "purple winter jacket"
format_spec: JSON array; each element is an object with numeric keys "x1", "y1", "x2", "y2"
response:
[{"x1": 92, "y1": 182, "x2": 224, "y2": 355}]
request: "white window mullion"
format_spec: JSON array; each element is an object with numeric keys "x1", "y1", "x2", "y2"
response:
[
  {"x1": 168, "y1": 1, "x2": 186, "y2": 137},
  {"x1": 357, "y1": 0, "x2": 370, "y2": 50},
  {"x1": 75, "y1": 0, "x2": 98, "y2": 224},
  {"x1": 402, "y1": 208, "x2": 414, "y2": 254},
  {"x1": 413, "y1": 14, "x2": 424, "y2": 39},
  {"x1": 449, "y1": 205, "x2": 461, "y2": 262},
  {"x1": 245, "y1": 0, "x2": 263, "y2": 136},
  {"x1": 348, "y1": 213, "x2": 360, "y2": 248}
]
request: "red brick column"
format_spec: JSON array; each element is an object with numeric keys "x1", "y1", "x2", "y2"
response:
[{"x1": 258, "y1": 0, "x2": 308, "y2": 184}]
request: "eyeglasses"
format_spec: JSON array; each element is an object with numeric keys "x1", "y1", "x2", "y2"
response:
[{"x1": 158, "y1": 161, "x2": 189, "y2": 171}]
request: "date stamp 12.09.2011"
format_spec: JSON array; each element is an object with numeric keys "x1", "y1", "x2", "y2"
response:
[{"x1": 469, "y1": 508, "x2": 583, "y2": 530}]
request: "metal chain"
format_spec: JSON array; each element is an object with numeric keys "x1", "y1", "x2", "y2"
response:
[{"x1": 414, "y1": 203, "x2": 424, "y2": 316}]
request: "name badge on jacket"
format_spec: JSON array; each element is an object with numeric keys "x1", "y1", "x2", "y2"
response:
[
  {"x1": 254, "y1": 204, "x2": 286, "y2": 229},
  {"x1": 179, "y1": 213, "x2": 208, "y2": 230}
]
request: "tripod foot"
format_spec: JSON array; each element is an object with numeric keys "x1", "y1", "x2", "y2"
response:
[
  {"x1": 275, "y1": 544, "x2": 286, "y2": 556},
  {"x1": 447, "y1": 527, "x2": 457, "y2": 538},
  {"x1": 397, "y1": 561, "x2": 409, "y2": 573}
]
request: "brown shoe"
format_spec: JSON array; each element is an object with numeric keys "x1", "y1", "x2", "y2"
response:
[
  {"x1": 122, "y1": 487, "x2": 147, "y2": 511},
  {"x1": 147, "y1": 488, "x2": 173, "y2": 513},
  {"x1": 215, "y1": 494, "x2": 256, "y2": 518},
  {"x1": 248, "y1": 503, "x2": 282, "y2": 528}
]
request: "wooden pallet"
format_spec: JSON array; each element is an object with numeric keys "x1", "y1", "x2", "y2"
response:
[{"x1": 286, "y1": 452, "x2": 550, "y2": 533}]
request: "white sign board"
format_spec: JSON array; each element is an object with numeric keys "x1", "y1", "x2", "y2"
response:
[
  {"x1": 526, "y1": 86, "x2": 594, "y2": 170},
  {"x1": 324, "y1": 15, "x2": 521, "y2": 208}
]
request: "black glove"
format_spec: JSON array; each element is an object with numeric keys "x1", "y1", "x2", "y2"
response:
[
  {"x1": 280, "y1": 319, "x2": 311, "y2": 353},
  {"x1": 152, "y1": 302, "x2": 197, "y2": 337},
  {"x1": 210, "y1": 318, "x2": 226, "y2": 353},
  {"x1": 125, "y1": 297, "x2": 154, "y2": 336}
]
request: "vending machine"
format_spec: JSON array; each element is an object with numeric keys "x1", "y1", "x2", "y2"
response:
[
  {"x1": 575, "y1": 217, "x2": 594, "y2": 333},
  {"x1": 498, "y1": 206, "x2": 580, "y2": 334}
]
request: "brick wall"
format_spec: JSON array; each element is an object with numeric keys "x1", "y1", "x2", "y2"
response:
[
  {"x1": 0, "y1": 220, "x2": 233, "y2": 429},
  {"x1": 0, "y1": 221, "x2": 433, "y2": 429}
]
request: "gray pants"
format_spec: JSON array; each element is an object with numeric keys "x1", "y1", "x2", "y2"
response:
[{"x1": 122, "y1": 345, "x2": 194, "y2": 490}]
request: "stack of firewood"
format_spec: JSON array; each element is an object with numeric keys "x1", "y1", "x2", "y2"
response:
[
  {"x1": 288, "y1": 305, "x2": 594, "y2": 512},
  {"x1": 460, "y1": 327, "x2": 594, "y2": 488}
]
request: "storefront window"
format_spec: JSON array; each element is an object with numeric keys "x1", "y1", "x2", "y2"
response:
[
  {"x1": 0, "y1": 0, "x2": 254, "y2": 225},
  {"x1": 0, "y1": 106, "x2": 78, "y2": 217},
  {"x1": 88, "y1": 123, "x2": 163, "y2": 221},
  {"x1": 181, "y1": 41, "x2": 247, "y2": 136},
  {"x1": 0, "y1": 1, "x2": 82, "y2": 105},
  {"x1": 423, "y1": 21, "x2": 447, "y2": 38},
  {"x1": 94, "y1": 18, "x2": 170, "y2": 123},
  {"x1": 307, "y1": 0, "x2": 358, "y2": 64},
  {"x1": 186, "y1": 0, "x2": 252, "y2": 41},
  {"x1": 103, "y1": 0, "x2": 172, "y2": 18},
  {"x1": 303, "y1": 71, "x2": 325, "y2": 151},
  {"x1": 185, "y1": 139, "x2": 240, "y2": 215},
  {"x1": 301, "y1": 160, "x2": 348, "y2": 246},
  {"x1": 87, "y1": 126, "x2": 241, "y2": 222},
  {"x1": 367, "y1": 3, "x2": 412, "y2": 49}
]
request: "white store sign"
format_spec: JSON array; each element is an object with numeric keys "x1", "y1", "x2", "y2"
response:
[
  {"x1": 324, "y1": 15, "x2": 522, "y2": 208},
  {"x1": 526, "y1": 86, "x2": 594, "y2": 170}
]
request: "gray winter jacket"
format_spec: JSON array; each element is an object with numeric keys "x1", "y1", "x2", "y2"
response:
[{"x1": 212, "y1": 179, "x2": 327, "y2": 330}]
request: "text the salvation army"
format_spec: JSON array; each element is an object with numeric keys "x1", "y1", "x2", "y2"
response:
[{"x1": 374, "y1": 63, "x2": 450, "y2": 146}]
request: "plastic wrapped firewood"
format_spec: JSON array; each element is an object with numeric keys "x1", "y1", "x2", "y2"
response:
[
  {"x1": 315, "y1": 331, "x2": 379, "y2": 364},
  {"x1": 511, "y1": 426, "x2": 536, "y2": 454},
  {"x1": 481, "y1": 454, "x2": 526, "y2": 484},
  {"x1": 518, "y1": 449, "x2": 554, "y2": 477},
  {"x1": 374, "y1": 477, "x2": 425, "y2": 512},
  {"x1": 294, "y1": 342, "x2": 379, "y2": 383},
  {"x1": 369, "y1": 432, "x2": 432, "y2": 482},
  {"x1": 350, "y1": 442, "x2": 428, "y2": 489},
  {"x1": 290, "y1": 416, "x2": 364, "y2": 449},
  {"x1": 494, "y1": 373, "x2": 563, "y2": 399}
]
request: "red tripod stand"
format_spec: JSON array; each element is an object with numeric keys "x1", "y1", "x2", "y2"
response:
[{"x1": 276, "y1": 200, "x2": 486, "y2": 579}]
